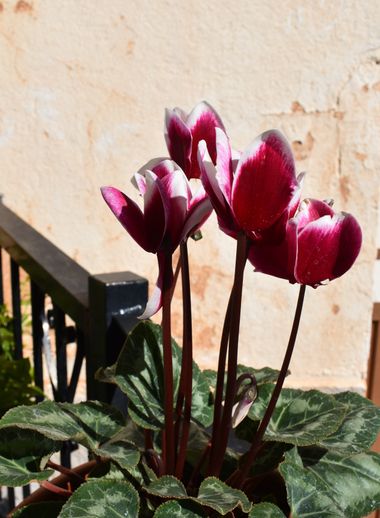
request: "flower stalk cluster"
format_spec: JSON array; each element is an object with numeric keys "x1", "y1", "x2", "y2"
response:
[{"x1": 102, "y1": 101, "x2": 362, "y2": 486}]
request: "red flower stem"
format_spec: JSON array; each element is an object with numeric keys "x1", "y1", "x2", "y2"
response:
[
  {"x1": 40, "y1": 479, "x2": 73, "y2": 497},
  {"x1": 175, "y1": 240, "x2": 193, "y2": 478},
  {"x1": 234, "y1": 284, "x2": 306, "y2": 487},
  {"x1": 144, "y1": 429, "x2": 154, "y2": 451},
  {"x1": 209, "y1": 232, "x2": 248, "y2": 477},
  {"x1": 161, "y1": 252, "x2": 175, "y2": 475},
  {"x1": 206, "y1": 290, "x2": 233, "y2": 475},
  {"x1": 46, "y1": 460, "x2": 85, "y2": 483},
  {"x1": 170, "y1": 252, "x2": 182, "y2": 301}
]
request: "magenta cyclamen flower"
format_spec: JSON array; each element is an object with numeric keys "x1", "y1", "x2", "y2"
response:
[
  {"x1": 198, "y1": 128, "x2": 303, "y2": 240},
  {"x1": 101, "y1": 159, "x2": 212, "y2": 318},
  {"x1": 249, "y1": 198, "x2": 362, "y2": 286},
  {"x1": 165, "y1": 101, "x2": 225, "y2": 180}
]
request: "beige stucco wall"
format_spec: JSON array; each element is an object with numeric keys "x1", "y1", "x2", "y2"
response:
[{"x1": 0, "y1": 0, "x2": 379, "y2": 392}]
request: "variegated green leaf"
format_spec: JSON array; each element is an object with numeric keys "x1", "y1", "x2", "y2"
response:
[
  {"x1": 249, "y1": 502, "x2": 286, "y2": 517},
  {"x1": 97, "y1": 321, "x2": 213, "y2": 430},
  {"x1": 197, "y1": 477, "x2": 251, "y2": 515},
  {"x1": 280, "y1": 447, "x2": 380, "y2": 517},
  {"x1": 319, "y1": 391, "x2": 380, "y2": 453},
  {"x1": 0, "y1": 400, "x2": 126, "y2": 451},
  {"x1": 0, "y1": 453, "x2": 52, "y2": 486},
  {"x1": 153, "y1": 500, "x2": 204, "y2": 517},
  {"x1": 146, "y1": 475, "x2": 251, "y2": 515},
  {"x1": 0, "y1": 428, "x2": 59, "y2": 486},
  {"x1": 94, "y1": 438, "x2": 140, "y2": 470},
  {"x1": 248, "y1": 384, "x2": 346, "y2": 446},
  {"x1": 58, "y1": 479, "x2": 139, "y2": 517},
  {"x1": 146, "y1": 475, "x2": 188, "y2": 498}
]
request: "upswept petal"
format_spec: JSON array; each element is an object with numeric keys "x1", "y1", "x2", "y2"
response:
[
  {"x1": 294, "y1": 215, "x2": 350, "y2": 287},
  {"x1": 188, "y1": 183, "x2": 208, "y2": 210},
  {"x1": 215, "y1": 127, "x2": 234, "y2": 204},
  {"x1": 296, "y1": 198, "x2": 334, "y2": 232},
  {"x1": 173, "y1": 107, "x2": 187, "y2": 122},
  {"x1": 331, "y1": 213, "x2": 362, "y2": 279},
  {"x1": 138, "y1": 252, "x2": 173, "y2": 319},
  {"x1": 151, "y1": 158, "x2": 177, "y2": 179},
  {"x1": 133, "y1": 172, "x2": 146, "y2": 195},
  {"x1": 165, "y1": 109, "x2": 192, "y2": 174},
  {"x1": 198, "y1": 142, "x2": 226, "y2": 210},
  {"x1": 101, "y1": 186, "x2": 149, "y2": 252},
  {"x1": 288, "y1": 173, "x2": 305, "y2": 218},
  {"x1": 142, "y1": 172, "x2": 167, "y2": 253},
  {"x1": 248, "y1": 219, "x2": 297, "y2": 282},
  {"x1": 181, "y1": 195, "x2": 212, "y2": 240},
  {"x1": 132, "y1": 157, "x2": 168, "y2": 195},
  {"x1": 186, "y1": 101, "x2": 225, "y2": 179},
  {"x1": 198, "y1": 142, "x2": 238, "y2": 237},
  {"x1": 232, "y1": 130, "x2": 298, "y2": 233},
  {"x1": 258, "y1": 175, "x2": 304, "y2": 245},
  {"x1": 156, "y1": 167, "x2": 190, "y2": 250}
]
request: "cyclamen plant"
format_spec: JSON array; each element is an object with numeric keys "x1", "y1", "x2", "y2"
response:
[{"x1": 0, "y1": 102, "x2": 379, "y2": 518}]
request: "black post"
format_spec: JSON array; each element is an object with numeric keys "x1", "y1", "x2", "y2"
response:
[
  {"x1": 10, "y1": 259, "x2": 23, "y2": 359},
  {"x1": 87, "y1": 271, "x2": 148, "y2": 402},
  {"x1": 30, "y1": 280, "x2": 45, "y2": 399}
]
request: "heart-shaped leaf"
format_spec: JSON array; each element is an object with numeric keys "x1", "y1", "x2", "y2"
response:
[
  {"x1": 0, "y1": 453, "x2": 53, "y2": 486},
  {"x1": 153, "y1": 500, "x2": 205, "y2": 517},
  {"x1": 248, "y1": 384, "x2": 346, "y2": 446},
  {"x1": 197, "y1": 477, "x2": 251, "y2": 515},
  {"x1": 280, "y1": 447, "x2": 380, "y2": 517},
  {"x1": 97, "y1": 321, "x2": 213, "y2": 430},
  {"x1": 94, "y1": 437, "x2": 140, "y2": 470},
  {"x1": 146, "y1": 475, "x2": 251, "y2": 515},
  {"x1": 0, "y1": 428, "x2": 60, "y2": 486},
  {"x1": 0, "y1": 400, "x2": 126, "y2": 451},
  {"x1": 249, "y1": 502, "x2": 287, "y2": 517},
  {"x1": 58, "y1": 479, "x2": 139, "y2": 517},
  {"x1": 146, "y1": 475, "x2": 188, "y2": 498},
  {"x1": 319, "y1": 391, "x2": 380, "y2": 453}
]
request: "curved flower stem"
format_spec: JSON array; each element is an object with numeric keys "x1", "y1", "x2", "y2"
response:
[
  {"x1": 46, "y1": 460, "x2": 85, "y2": 484},
  {"x1": 40, "y1": 480, "x2": 73, "y2": 497},
  {"x1": 208, "y1": 232, "x2": 248, "y2": 477},
  {"x1": 161, "y1": 252, "x2": 175, "y2": 475},
  {"x1": 233, "y1": 284, "x2": 307, "y2": 487},
  {"x1": 170, "y1": 252, "x2": 182, "y2": 301},
  {"x1": 175, "y1": 240, "x2": 193, "y2": 479},
  {"x1": 144, "y1": 429, "x2": 153, "y2": 451},
  {"x1": 206, "y1": 291, "x2": 233, "y2": 475}
]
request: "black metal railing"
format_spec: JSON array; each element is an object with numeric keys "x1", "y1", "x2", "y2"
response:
[{"x1": 0, "y1": 202, "x2": 147, "y2": 511}]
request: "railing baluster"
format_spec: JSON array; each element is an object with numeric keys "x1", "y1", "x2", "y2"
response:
[
  {"x1": 7, "y1": 488, "x2": 15, "y2": 511},
  {"x1": 67, "y1": 326, "x2": 85, "y2": 403},
  {"x1": 10, "y1": 259, "x2": 22, "y2": 359},
  {"x1": 53, "y1": 304, "x2": 68, "y2": 403},
  {"x1": 30, "y1": 280, "x2": 44, "y2": 399},
  {"x1": 52, "y1": 304, "x2": 71, "y2": 467}
]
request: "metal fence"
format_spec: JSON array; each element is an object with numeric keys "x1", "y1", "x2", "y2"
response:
[{"x1": 0, "y1": 202, "x2": 147, "y2": 511}]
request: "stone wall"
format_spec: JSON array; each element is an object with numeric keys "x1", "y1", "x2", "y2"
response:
[{"x1": 0, "y1": 0, "x2": 379, "y2": 392}]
